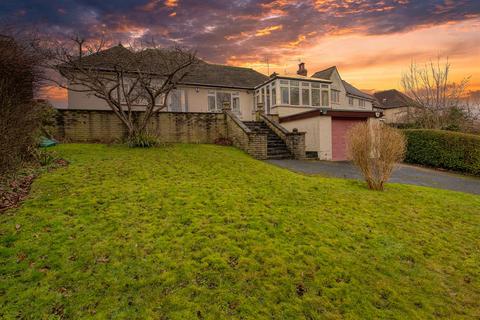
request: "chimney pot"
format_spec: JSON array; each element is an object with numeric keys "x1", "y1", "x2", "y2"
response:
[{"x1": 297, "y1": 62, "x2": 307, "y2": 76}]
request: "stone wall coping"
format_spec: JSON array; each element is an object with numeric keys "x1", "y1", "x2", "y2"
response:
[
  {"x1": 224, "y1": 110, "x2": 253, "y2": 134},
  {"x1": 58, "y1": 109, "x2": 224, "y2": 116}
]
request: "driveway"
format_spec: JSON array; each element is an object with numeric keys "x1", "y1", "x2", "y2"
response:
[{"x1": 267, "y1": 159, "x2": 480, "y2": 195}]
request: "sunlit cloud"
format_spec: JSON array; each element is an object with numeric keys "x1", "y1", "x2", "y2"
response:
[
  {"x1": 1, "y1": 0, "x2": 479, "y2": 106},
  {"x1": 255, "y1": 25, "x2": 283, "y2": 37}
]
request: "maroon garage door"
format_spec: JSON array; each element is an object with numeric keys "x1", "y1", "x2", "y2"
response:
[{"x1": 331, "y1": 118, "x2": 366, "y2": 161}]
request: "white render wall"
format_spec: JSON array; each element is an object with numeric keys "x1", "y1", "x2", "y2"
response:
[
  {"x1": 281, "y1": 116, "x2": 333, "y2": 160},
  {"x1": 67, "y1": 84, "x2": 256, "y2": 121},
  {"x1": 329, "y1": 69, "x2": 373, "y2": 111}
]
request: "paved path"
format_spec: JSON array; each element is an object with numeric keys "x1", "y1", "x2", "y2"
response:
[{"x1": 267, "y1": 159, "x2": 480, "y2": 195}]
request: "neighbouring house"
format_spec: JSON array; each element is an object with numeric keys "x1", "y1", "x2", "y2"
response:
[
  {"x1": 61, "y1": 45, "x2": 381, "y2": 161},
  {"x1": 373, "y1": 89, "x2": 420, "y2": 124}
]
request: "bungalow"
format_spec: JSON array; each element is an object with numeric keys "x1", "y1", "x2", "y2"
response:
[
  {"x1": 373, "y1": 89, "x2": 420, "y2": 124},
  {"x1": 64, "y1": 45, "x2": 380, "y2": 161}
]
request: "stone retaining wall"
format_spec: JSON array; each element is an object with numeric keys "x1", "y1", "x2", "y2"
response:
[
  {"x1": 55, "y1": 110, "x2": 227, "y2": 144},
  {"x1": 55, "y1": 109, "x2": 273, "y2": 160}
]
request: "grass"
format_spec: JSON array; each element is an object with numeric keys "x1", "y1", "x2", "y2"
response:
[{"x1": 1, "y1": 144, "x2": 479, "y2": 319}]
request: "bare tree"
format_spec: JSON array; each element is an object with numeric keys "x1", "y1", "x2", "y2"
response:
[
  {"x1": 401, "y1": 57, "x2": 470, "y2": 129},
  {"x1": 45, "y1": 37, "x2": 197, "y2": 141}
]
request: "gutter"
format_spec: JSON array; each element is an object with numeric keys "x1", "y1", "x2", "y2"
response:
[{"x1": 279, "y1": 108, "x2": 382, "y2": 123}]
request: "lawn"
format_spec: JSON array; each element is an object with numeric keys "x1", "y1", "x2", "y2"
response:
[{"x1": 1, "y1": 144, "x2": 479, "y2": 319}]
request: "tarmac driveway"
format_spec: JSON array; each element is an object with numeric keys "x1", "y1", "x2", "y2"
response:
[{"x1": 267, "y1": 159, "x2": 480, "y2": 195}]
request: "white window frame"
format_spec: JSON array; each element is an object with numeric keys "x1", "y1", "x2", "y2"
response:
[
  {"x1": 274, "y1": 79, "x2": 330, "y2": 108},
  {"x1": 331, "y1": 90, "x2": 340, "y2": 104},
  {"x1": 207, "y1": 89, "x2": 241, "y2": 114}
]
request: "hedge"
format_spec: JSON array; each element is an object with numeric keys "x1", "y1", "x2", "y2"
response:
[{"x1": 403, "y1": 129, "x2": 480, "y2": 176}]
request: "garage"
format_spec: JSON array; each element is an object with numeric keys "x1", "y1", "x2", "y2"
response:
[{"x1": 331, "y1": 118, "x2": 366, "y2": 161}]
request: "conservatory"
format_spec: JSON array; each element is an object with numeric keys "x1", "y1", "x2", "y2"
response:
[{"x1": 254, "y1": 75, "x2": 332, "y2": 116}]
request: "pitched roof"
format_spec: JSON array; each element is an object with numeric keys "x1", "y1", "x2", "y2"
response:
[
  {"x1": 342, "y1": 80, "x2": 375, "y2": 100},
  {"x1": 183, "y1": 62, "x2": 268, "y2": 89},
  {"x1": 374, "y1": 89, "x2": 418, "y2": 109},
  {"x1": 67, "y1": 45, "x2": 268, "y2": 89},
  {"x1": 311, "y1": 66, "x2": 336, "y2": 80},
  {"x1": 312, "y1": 66, "x2": 375, "y2": 101}
]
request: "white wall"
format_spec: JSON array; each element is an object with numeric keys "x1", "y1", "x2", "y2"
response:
[
  {"x1": 329, "y1": 69, "x2": 373, "y2": 111},
  {"x1": 68, "y1": 83, "x2": 255, "y2": 121},
  {"x1": 281, "y1": 116, "x2": 333, "y2": 160},
  {"x1": 273, "y1": 106, "x2": 318, "y2": 117},
  {"x1": 184, "y1": 86, "x2": 255, "y2": 121}
]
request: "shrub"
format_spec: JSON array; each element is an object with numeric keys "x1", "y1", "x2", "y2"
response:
[
  {"x1": 403, "y1": 129, "x2": 480, "y2": 175},
  {"x1": 126, "y1": 132, "x2": 159, "y2": 148},
  {"x1": 347, "y1": 122, "x2": 406, "y2": 191},
  {"x1": 0, "y1": 35, "x2": 46, "y2": 175}
]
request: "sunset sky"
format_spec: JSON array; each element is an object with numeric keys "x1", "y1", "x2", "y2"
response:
[{"x1": 2, "y1": 0, "x2": 480, "y2": 107}]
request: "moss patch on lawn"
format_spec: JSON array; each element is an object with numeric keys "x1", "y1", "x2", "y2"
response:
[{"x1": 1, "y1": 144, "x2": 479, "y2": 319}]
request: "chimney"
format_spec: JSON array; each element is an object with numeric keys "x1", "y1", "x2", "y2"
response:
[{"x1": 297, "y1": 62, "x2": 307, "y2": 76}]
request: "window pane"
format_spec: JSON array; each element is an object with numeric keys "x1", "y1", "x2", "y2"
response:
[
  {"x1": 208, "y1": 95, "x2": 216, "y2": 112},
  {"x1": 349, "y1": 97, "x2": 353, "y2": 105},
  {"x1": 280, "y1": 80, "x2": 289, "y2": 85},
  {"x1": 232, "y1": 97, "x2": 240, "y2": 113},
  {"x1": 331, "y1": 90, "x2": 339, "y2": 103},
  {"x1": 216, "y1": 92, "x2": 231, "y2": 110},
  {"x1": 312, "y1": 89, "x2": 320, "y2": 106},
  {"x1": 302, "y1": 88, "x2": 310, "y2": 106},
  {"x1": 290, "y1": 86, "x2": 299, "y2": 105},
  {"x1": 281, "y1": 87, "x2": 289, "y2": 104},
  {"x1": 266, "y1": 85, "x2": 271, "y2": 110},
  {"x1": 290, "y1": 80, "x2": 299, "y2": 87},
  {"x1": 170, "y1": 89, "x2": 181, "y2": 112},
  {"x1": 272, "y1": 86, "x2": 276, "y2": 105},
  {"x1": 311, "y1": 83, "x2": 320, "y2": 88},
  {"x1": 321, "y1": 90, "x2": 329, "y2": 106},
  {"x1": 322, "y1": 84, "x2": 329, "y2": 88}
]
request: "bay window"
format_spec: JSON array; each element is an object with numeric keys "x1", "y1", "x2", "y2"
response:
[{"x1": 262, "y1": 78, "x2": 330, "y2": 108}]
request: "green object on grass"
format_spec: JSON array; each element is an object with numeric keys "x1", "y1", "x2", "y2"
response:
[{"x1": 38, "y1": 136, "x2": 57, "y2": 147}]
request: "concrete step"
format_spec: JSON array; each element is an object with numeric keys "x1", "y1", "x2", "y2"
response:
[
  {"x1": 243, "y1": 120, "x2": 293, "y2": 159},
  {"x1": 267, "y1": 154, "x2": 292, "y2": 160}
]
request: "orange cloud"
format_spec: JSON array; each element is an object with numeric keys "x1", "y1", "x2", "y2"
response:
[
  {"x1": 165, "y1": 0, "x2": 178, "y2": 8},
  {"x1": 255, "y1": 25, "x2": 283, "y2": 37},
  {"x1": 138, "y1": 0, "x2": 178, "y2": 11},
  {"x1": 285, "y1": 34, "x2": 306, "y2": 48}
]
